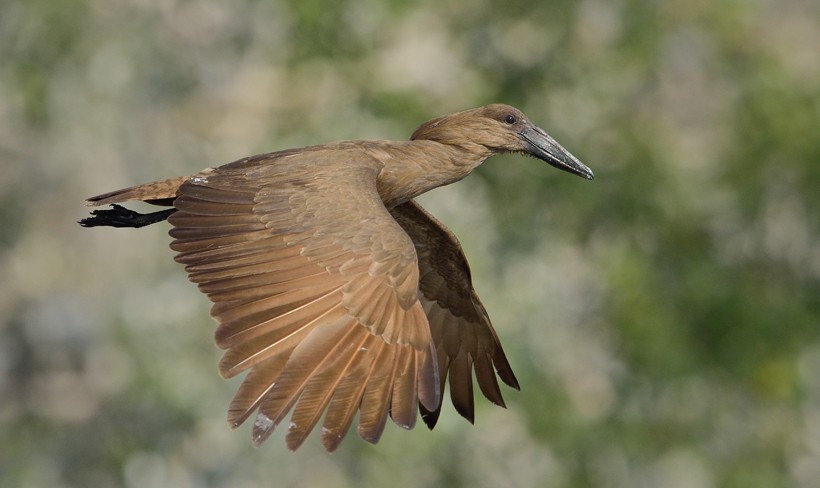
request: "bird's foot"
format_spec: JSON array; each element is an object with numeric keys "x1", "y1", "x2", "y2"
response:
[{"x1": 79, "y1": 204, "x2": 176, "y2": 228}]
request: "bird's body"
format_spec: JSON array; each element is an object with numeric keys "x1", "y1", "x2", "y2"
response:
[{"x1": 81, "y1": 104, "x2": 593, "y2": 451}]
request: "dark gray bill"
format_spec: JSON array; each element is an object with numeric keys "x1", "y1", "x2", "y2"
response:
[{"x1": 520, "y1": 126, "x2": 594, "y2": 180}]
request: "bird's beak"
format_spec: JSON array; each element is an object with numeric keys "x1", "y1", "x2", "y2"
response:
[{"x1": 519, "y1": 126, "x2": 594, "y2": 180}]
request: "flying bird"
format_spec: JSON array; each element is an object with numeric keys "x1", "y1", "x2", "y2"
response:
[{"x1": 81, "y1": 104, "x2": 593, "y2": 451}]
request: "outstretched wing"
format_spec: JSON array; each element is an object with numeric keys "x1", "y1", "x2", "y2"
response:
[
  {"x1": 390, "y1": 200, "x2": 519, "y2": 429},
  {"x1": 167, "y1": 149, "x2": 439, "y2": 451}
]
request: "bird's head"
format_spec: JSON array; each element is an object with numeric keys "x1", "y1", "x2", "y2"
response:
[{"x1": 411, "y1": 104, "x2": 594, "y2": 180}]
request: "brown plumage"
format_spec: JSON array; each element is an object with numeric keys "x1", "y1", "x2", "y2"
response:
[{"x1": 81, "y1": 104, "x2": 593, "y2": 451}]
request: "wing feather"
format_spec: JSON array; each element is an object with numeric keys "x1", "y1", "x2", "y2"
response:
[
  {"x1": 252, "y1": 317, "x2": 359, "y2": 446},
  {"x1": 320, "y1": 335, "x2": 383, "y2": 451},
  {"x1": 357, "y1": 346, "x2": 401, "y2": 444},
  {"x1": 390, "y1": 200, "x2": 519, "y2": 429},
  {"x1": 286, "y1": 328, "x2": 372, "y2": 450},
  {"x1": 166, "y1": 150, "x2": 440, "y2": 450}
]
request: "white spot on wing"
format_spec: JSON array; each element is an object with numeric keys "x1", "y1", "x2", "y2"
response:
[
  {"x1": 254, "y1": 413, "x2": 274, "y2": 432},
  {"x1": 322, "y1": 427, "x2": 342, "y2": 439}
]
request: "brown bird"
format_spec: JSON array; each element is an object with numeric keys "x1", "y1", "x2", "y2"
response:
[{"x1": 81, "y1": 104, "x2": 593, "y2": 451}]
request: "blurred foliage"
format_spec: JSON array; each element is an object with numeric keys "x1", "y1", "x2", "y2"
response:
[{"x1": 1, "y1": 0, "x2": 819, "y2": 487}]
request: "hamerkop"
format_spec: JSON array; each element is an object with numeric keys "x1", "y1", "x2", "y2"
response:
[{"x1": 81, "y1": 104, "x2": 593, "y2": 451}]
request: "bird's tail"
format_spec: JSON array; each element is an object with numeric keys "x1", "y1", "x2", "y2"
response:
[
  {"x1": 86, "y1": 176, "x2": 188, "y2": 207},
  {"x1": 81, "y1": 176, "x2": 188, "y2": 228}
]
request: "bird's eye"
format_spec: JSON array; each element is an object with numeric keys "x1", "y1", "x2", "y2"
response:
[{"x1": 504, "y1": 114, "x2": 517, "y2": 124}]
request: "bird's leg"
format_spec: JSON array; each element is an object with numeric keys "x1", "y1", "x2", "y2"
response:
[{"x1": 79, "y1": 204, "x2": 177, "y2": 228}]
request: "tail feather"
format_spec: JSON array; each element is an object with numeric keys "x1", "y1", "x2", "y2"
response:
[
  {"x1": 81, "y1": 175, "x2": 189, "y2": 228},
  {"x1": 86, "y1": 176, "x2": 188, "y2": 206}
]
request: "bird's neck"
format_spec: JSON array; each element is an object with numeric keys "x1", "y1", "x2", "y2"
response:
[{"x1": 373, "y1": 140, "x2": 493, "y2": 207}]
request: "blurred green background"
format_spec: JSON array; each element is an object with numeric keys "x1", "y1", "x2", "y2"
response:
[{"x1": 1, "y1": 0, "x2": 818, "y2": 487}]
